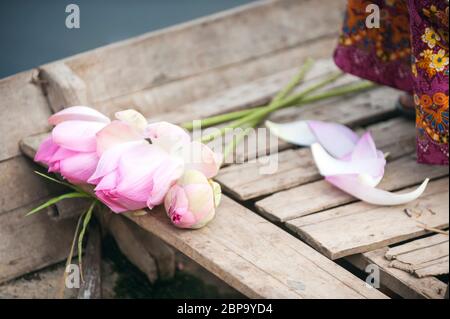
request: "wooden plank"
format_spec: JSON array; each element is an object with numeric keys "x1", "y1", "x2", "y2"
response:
[
  {"x1": 154, "y1": 58, "x2": 340, "y2": 124},
  {"x1": 94, "y1": 39, "x2": 339, "y2": 121},
  {"x1": 414, "y1": 257, "x2": 449, "y2": 278},
  {"x1": 50, "y1": 0, "x2": 345, "y2": 107},
  {"x1": 0, "y1": 200, "x2": 78, "y2": 284},
  {"x1": 0, "y1": 156, "x2": 60, "y2": 215},
  {"x1": 0, "y1": 70, "x2": 51, "y2": 162},
  {"x1": 392, "y1": 242, "x2": 448, "y2": 266},
  {"x1": 39, "y1": 63, "x2": 89, "y2": 113},
  {"x1": 256, "y1": 152, "x2": 449, "y2": 222},
  {"x1": 96, "y1": 211, "x2": 176, "y2": 282},
  {"x1": 347, "y1": 247, "x2": 447, "y2": 299},
  {"x1": 286, "y1": 178, "x2": 449, "y2": 260},
  {"x1": 217, "y1": 116, "x2": 412, "y2": 201},
  {"x1": 385, "y1": 235, "x2": 449, "y2": 278},
  {"x1": 125, "y1": 196, "x2": 387, "y2": 299},
  {"x1": 385, "y1": 234, "x2": 449, "y2": 260}
]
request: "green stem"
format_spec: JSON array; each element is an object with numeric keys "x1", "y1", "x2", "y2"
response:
[
  {"x1": 181, "y1": 58, "x2": 314, "y2": 131},
  {"x1": 78, "y1": 200, "x2": 97, "y2": 283},
  {"x1": 181, "y1": 108, "x2": 255, "y2": 130},
  {"x1": 222, "y1": 118, "x2": 260, "y2": 159},
  {"x1": 58, "y1": 210, "x2": 85, "y2": 299},
  {"x1": 196, "y1": 80, "x2": 376, "y2": 137},
  {"x1": 201, "y1": 71, "x2": 343, "y2": 143},
  {"x1": 272, "y1": 58, "x2": 314, "y2": 102}
]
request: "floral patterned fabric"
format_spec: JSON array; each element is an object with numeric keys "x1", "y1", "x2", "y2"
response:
[{"x1": 334, "y1": 0, "x2": 449, "y2": 165}]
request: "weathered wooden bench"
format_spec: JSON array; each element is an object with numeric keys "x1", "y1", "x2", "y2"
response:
[{"x1": 1, "y1": 0, "x2": 448, "y2": 298}]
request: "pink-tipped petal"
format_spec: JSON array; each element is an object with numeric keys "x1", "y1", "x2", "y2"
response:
[
  {"x1": 165, "y1": 185, "x2": 197, "y2": 228},
  {"x1": 146, "y1": 158, "x2": 184, "y2": 208},
  {"x1": 88, "y1": 141, "x2": 145, "y2": 184},
  {"x1": 182, "y1": 141, "x2": 222, "y2": 178},
  {"x1": 34, "y1": 136, "x2": 59, "y2": 163},
  {"x1": 59, "y1": 152, "x2": 99, "y2": 184},
  {"x1": 49, "y1": 106, "x2": 110, "y2": 125},
  {"x1": 115, "y1": 142, "x2": 181, "y2": 207},
  {"x1": 351, "y1": 132, "x2": 378, "y2": 161},
  {"x1": 95, "y1": 172, "x2": 118, "y2": 191},
  {"x1": 308, "y1": 121, "x2": 359, "y2": 158},
  {"x1": 96, "y1": 121, "x2": 142, "y2": 156},
  {"x1": 52, "y1": 120, "x2": 106, "y2": 152},
  {"x1": 311, "y1": 143, "x2": 385, "y2": 178},
  {"x1": 326, "y1": 175, "x2": 430, "y2": 206},
  {"x1": 95, "y1": 191, "x2": 129, "y2": 213},
  {"x1": 266, "y1": 120, "x2": 360, "y2": 159}
]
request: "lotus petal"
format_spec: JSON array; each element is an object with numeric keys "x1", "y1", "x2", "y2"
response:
[
  {"x1": 266, "y1": 120, "x2": 359, "y2": 158},
  {"x1": 311, "y1": 143, "x2": 385, "y2": 178},
  {"x1": 180, "y1": 141, "x2": 223, "y2": 179},
  {"x1": 115, "y1": 109, "x2": 148, "y2": 133},
  {"x1": 265, "y1": 120, "x2": 316, "y2": 146},
  {"x1": 145, "y1": 121, "x2": 191, "y2": 154},
  {"x1": 52, "y1": 120, "x2": 106, "y2": 152},
  {"x1": 49, "y1": 106, "x2": 110, "y2": 125},
  {"x1": 96, "y1": 120, "x2": 142, "y2": 155},
  {"x1": 326, "y1": 175, "x2": 430, "y2": 206},
  {"x1": 308, "y1": 121, "x2": 359, "y2": 158}
]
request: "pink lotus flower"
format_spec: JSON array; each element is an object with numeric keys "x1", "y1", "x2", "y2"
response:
[
  {"x1": 88, "y1": 139, "x2": 184, "y2": 213},
  {"x1": 266, "y1": 120, "x2": 429, "y2": 205},
  {"x1": 164, "y1": 169, "x2": 222, "y2": 229},
  {"x1": 90, "y1": 118, "x2": 222, "y2": 214},
  {"x1": 34, "y1": 106, "x2": 110, "y2": 184},
  {"x1": 145, "y1": 122, "x2": 223, "y2": 178}
]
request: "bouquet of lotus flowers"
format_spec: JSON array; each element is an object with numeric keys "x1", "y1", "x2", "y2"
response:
[{"x1": 32, "y1": 107, "x2": 223, "y2": 229}]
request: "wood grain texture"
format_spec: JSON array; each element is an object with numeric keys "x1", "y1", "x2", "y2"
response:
[
  {"x1": 0, "y1": 70, "x2": 51, "y2": 162},
  {"x1": 94, "y1": 39, "x2": 339, "y2": 120},
  {"x1": 125, "y1": 196, "x2": 387, "y2": 299},
  {"x1": 287, "y1": 178, "x2": 449, "y2": 260},
  {"x1": 0, "y1": 156, "x2": 60, "y2": 215},
  {"x1": 39, "y1": 63, "x2": 89, "y2": 113},
  {"x1": 385, "y1": 234, "x2": 448, "y2": 260},
  {"x1": 386, "y1": 235, "x2": 449, "y2": 278},
  {"x1": 347, "y1": 247, "x2": 447, "y2": 299},
  {"x1": 256, "y1": 152, "x2": 448, "y2": 222},
  {"x1": 0, "y1": 201, "x2": 78, "y2": 284}
]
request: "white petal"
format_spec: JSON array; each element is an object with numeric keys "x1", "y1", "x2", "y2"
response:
[
  {"x1": 326, "y1": 175, "x2": 430, "y2": 206},
  {"x1": 265, "y1": 120, "x2": 317, "y2": 146},
  {"x1": 115, "y1": 109, "x2": 148, "y2": 133},
  {"x1": 311, "y1": 143, "x2": 385, "y2": 178}
]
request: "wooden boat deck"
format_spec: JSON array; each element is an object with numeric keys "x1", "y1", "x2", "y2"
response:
[{"x1": 1, "y1": 0, "x2": 448, "y2": 298}]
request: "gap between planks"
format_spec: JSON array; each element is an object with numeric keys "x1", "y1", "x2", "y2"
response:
[
  {"x1": 286, "y1": 178, "x2": 449, "y2": 260},
  {"x1": 347, "y1": 234, "x2": 449, "y2": 299}
]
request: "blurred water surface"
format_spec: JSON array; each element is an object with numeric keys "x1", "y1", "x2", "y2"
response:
[{"x1": 0, "y1": 0, "x2": 257, "y2": 78}]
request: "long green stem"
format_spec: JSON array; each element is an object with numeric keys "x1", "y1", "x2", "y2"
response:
[
  {"x1": 222, "y1": 118, "x2": 260, "y2": 159},
  {"x1": 78, "y1": 200, "x2": 97, "y2": 283},
  {"x1": 181, "y1": 58, "x2": 314, "y2": 131},
  {"x1": 220, "y1": 60, "x2": 316, "y2": 157},
  {"x1": 181, "y1": 108, "x2": 256, "y2": 130},
  {"x1": 192, "y1": 80, "x2": 376, "y2": 133},
  {"x1": 58, "y1": 211, "x2": 85, "y2": 299},
  {"x1": 201, "y1": 71, "x2": 343, "y2": 143}
]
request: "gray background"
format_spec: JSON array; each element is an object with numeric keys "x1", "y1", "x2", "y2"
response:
[{"x1": 0, "y1": 0, "x2": 257, "y2": 78}]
